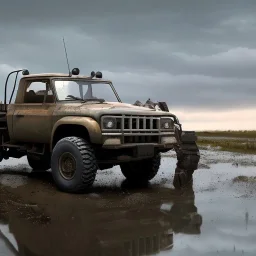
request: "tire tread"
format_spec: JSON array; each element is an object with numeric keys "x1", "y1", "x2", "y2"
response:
[{"x1": 52, "y1": 136, "x2": 98, "y2": 193}]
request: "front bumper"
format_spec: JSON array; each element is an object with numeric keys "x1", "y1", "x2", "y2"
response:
[
  {"x1": 97, "y1": 136, "x2": 177, "y2": 164},
  {"x1": 96, "y1": 143, "x2": 175, "y2": 164},
  {"x1": 102, "y1": 135, "x2": 177, "y2": 149}
]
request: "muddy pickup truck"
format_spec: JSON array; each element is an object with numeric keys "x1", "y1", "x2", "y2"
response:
[{"x1": 0, "y1": 68, "x2": 200, "y2": 193}]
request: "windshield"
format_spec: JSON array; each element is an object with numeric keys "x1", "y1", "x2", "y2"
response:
[{"x1": 54, "y1": 80, "x2": 119, "y2": 102}]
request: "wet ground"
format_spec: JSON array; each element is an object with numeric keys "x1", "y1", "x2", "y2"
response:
[{"x1": 1, "y1": 149, "x2": 256, "y2": 256}]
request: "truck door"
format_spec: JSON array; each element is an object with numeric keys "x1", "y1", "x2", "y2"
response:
[{"x1": 12, "y1": 79, "x2": 55, "y2": 143}]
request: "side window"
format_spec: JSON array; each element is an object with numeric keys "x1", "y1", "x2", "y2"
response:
[
  {"x1": 45, "y1": 85, "x2": 55, "y2": 103},
  {"x1": 24, "y1": 81, "x2": 55, "y2": 103}
]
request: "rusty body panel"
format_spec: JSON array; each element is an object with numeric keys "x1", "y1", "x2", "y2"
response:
[
  {"x1": 10, "y1": 104, "x2": 55, "y2": 143},
  {"x1": 51, "y1": 116, "x2": 102, "y2": 147}
]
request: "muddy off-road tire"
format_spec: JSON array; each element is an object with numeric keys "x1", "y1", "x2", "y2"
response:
[
  {"x1": 51, "y1": 137, "x2": 98, "y2": 193},
  {"x1": 120, "y1": 153, "x2": 161, "y2": 183},
  {"x1": 27, "y1": 153, "x2": 51, "y2": 172}
]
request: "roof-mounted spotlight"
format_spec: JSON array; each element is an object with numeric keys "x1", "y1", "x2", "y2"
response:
[
  {"x1": 72, "y1": 68, "x2": 80, "y2": 76},
  {"x1": 95, "y1": 71, "x2": 102, "y2": 78},
  {"x1": 22, "y1": 69, "x2": 29, "y2": 76},
  {"x1": 91, "y1": 71, "x2": 95, "y2": 78}
]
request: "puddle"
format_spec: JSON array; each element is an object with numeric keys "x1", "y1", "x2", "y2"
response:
[
  {"x1": 1, "y1": 150, "x2": 256, "y2": 255},
  {"x1": 166, "y1": 149, "x2": 256, "y2": 167},
  {"x1": 0, "y1": 175, "x2": 28, "y2": 188}
]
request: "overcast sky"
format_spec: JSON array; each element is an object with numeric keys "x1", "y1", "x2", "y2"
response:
[{"x1": 1, "y1": 0, "x2": 256, "y2": 130}]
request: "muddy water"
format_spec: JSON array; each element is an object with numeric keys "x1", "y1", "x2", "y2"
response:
[{"x1": 0, "y1": 150, "x2": 256, "y2": 256}]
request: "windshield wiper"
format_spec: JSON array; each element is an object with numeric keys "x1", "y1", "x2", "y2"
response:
[
  {"x1": 66, "y1": 95, "x2": 105, "y2": 103},
  {"x1": 83, "y1": 98, "x2": 105, "y2": 103},
  {"x1": 66, "y1": 95, "x2": 86, "y2": 102}
]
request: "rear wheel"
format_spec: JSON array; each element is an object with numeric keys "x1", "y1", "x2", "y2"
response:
[
  {"x1": 51, "y1": 136, "x2": 98, "y2": 193},
  {"x1": 27, "y1": 153, "x2": 51, "y2": 172},
  {"x1": 120, "y1": 154, "x2": 161, "y2": 183}
]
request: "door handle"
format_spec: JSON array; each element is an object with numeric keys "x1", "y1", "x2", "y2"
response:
[{"x1": 16, "y1": 115, "x2": 24, "y2": 118}]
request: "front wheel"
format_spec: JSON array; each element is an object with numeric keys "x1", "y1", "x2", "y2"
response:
[
  {"x1": 120, "y1": 154, "x2": 161, "y2": 183},
  {"x1": 51, "y1": 136, "x2": 98, "y2": 193}
]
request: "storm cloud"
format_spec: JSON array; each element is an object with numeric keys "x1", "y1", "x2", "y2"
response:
[{"x1": 1, "y1": 0, "x2": 256, "y2": 128}]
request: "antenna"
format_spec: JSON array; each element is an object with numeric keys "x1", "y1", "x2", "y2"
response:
[{"x1": 62, "y1": 37, "x2": 71, "y2": 76}]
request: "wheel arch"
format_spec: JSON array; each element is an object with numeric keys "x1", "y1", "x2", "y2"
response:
[{"x1": 51, "y1": 116, "x2": 102, "y2": 151}]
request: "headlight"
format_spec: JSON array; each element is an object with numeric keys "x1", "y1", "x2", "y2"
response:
[
  {"x1": 103, "y1": 117, "x2": 116, "y2": 129},
  {"x1": 160, "y1": 118, "x2": 174, "y2": 129}
]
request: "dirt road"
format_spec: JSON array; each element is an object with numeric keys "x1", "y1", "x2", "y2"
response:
[{"x1": 1, "y1": 150, "x2": 256, "y2": 256}]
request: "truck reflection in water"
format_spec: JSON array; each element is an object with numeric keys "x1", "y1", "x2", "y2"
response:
[{"x1": 0, "y1": 184, "x2": 202, "y2": 256}]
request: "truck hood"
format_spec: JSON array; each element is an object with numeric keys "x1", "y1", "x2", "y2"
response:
[
  {"x1": 56, "y1": 101, "x2": 177, "y2": 120},
  {"x1": 85, "y1": 102, "x2": 156, "y2": 112}
]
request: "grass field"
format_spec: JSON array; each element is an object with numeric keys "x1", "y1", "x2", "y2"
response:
[
  {"x1": 196, "y1": 130, "x2": 256, "y2": 154},
  {"x1": 196, "y1": 130, "x2": 256, "y2": 139}
]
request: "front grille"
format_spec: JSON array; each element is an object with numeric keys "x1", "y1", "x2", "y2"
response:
[
  {"x1": 122, "y1": 117, "x2": 159, "y2": 131},
  {"x1": 101, "y1": 115, "x2": 174, "y2": 144},
  {"x1": 102, "y1": 115, "x2": 160, "y2": 133}
]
